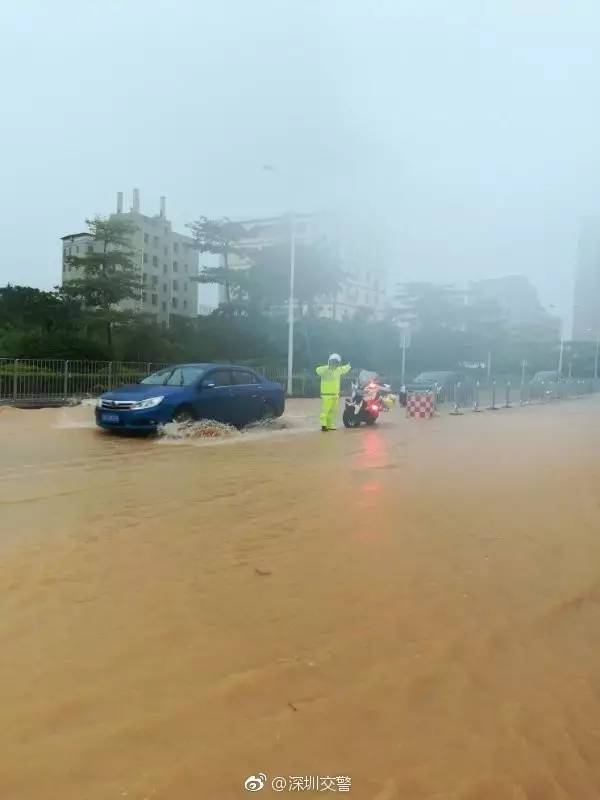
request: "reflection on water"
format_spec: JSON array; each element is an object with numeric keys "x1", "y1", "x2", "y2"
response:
[{"x1": 2, "y1": 398, "x2": 600, "y2": 799}]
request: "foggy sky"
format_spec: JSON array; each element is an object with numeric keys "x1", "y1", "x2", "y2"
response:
[{"x1": 2, "y1": 0, "x2": 600, "y2": 328}]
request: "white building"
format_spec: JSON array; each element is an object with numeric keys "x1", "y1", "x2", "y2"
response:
[
  {"x1": 212, "y1": 212, "x2": 391, "y2": 320},
  {"x1": 61, "y1": 190, "x2": 201, "y2": 326}
]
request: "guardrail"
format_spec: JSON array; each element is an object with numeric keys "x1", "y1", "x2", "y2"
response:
[{"x1": 0, "y1": 358, "x2": 598, "y2": 404}]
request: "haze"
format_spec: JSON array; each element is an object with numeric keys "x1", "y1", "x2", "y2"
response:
[{"x1": 2, "y1": 0, "x2": 600, "y2": 326}]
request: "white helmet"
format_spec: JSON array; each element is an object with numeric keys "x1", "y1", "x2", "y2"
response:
[{"x1": 328, "y1": 353, "x2": 341, "y2": 363}]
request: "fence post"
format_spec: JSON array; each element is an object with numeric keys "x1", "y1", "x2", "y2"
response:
[
  {"x1": 489, "y1": 379, "x2": 498, "y2": 410},
  {"x1": 504, "y1": 381, "x2": 511, "y2": 408},
  {"x1": 13, "y1": 358, "x2": 19, "y2": 401},
  {"x1": 146, "y1": 362, "x2": 151, "y2": 374},
  {"x1": 63, "y1": 360, "x2": 69, "y2": 397},
  {"x1": 473, "y1": 380, "x2": 481, "y2": 412},
  {"x1": 450, "y1": 381, "x2": 463, "y2": 415},
  {"x1": 108, "y1": 361, "x2": 113, "y2": 391}
]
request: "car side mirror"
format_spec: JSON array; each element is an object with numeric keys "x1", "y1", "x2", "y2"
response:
[{"x1": 202, "y1": 382, "x2": 216, "y2": 389}]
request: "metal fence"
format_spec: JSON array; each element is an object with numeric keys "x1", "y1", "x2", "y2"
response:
[
  {"x1": 0, "y1": 358, "x2": 598, "y2": 405},
  {"x1": 0, "y1": 359, "x2": 169, "y2": 402}
]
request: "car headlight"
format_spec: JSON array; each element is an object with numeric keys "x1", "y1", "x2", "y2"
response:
[{"x1": 130, "y1": 396, "x2": 164, "y2": 410}]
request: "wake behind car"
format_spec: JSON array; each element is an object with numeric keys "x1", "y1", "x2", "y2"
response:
[{"x1": 95, "y1": 363, "x2": 285, "y2": 432}]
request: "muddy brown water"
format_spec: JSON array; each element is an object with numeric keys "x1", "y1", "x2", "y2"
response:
[{"x1": 1, "y1": 398, "x2": 600, "y2": 799}]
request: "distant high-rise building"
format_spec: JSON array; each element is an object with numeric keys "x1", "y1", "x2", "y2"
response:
[
  {"x1": 471, "y1": 275, "x2": 559, "y2": 335},
  {"x1": 573, "y1": 219, "x2": 600, "y2": 341},
  {"x1": 61, "y1": 190, "x2": 202, "y2": 325}
]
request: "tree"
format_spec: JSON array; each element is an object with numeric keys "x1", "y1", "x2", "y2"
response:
[
  {"x1": 62, "y1": 215, "x2": 141, "y2": 351},
  {"x1": 395, "y1": 282, "x2": 465, "y2": 332},
  {"x1": 187, "y1": 216, "x2": 248, "y2": 307},
  {"x1": 247, "y1": 241, "x2": 343, "y2": 314},
  {"x1": 0, "y1": 285, "x2": 82, "y2": 333}
]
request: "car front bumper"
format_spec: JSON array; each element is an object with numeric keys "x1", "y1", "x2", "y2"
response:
[{"x1": 95, "y1": 405, "x2": 174, "y2": 431}]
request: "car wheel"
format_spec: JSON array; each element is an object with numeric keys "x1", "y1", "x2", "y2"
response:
[
  {"x1": 261, "y1": 401, "x2": 276, "y2": 420},
  {"x1": 173, "y1": 406, "x2": 195, "y2": 424}
]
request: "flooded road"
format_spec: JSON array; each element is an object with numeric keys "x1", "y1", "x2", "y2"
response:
[{"x1": 2, "y1": 398, "x2": 600, "y2": 799}]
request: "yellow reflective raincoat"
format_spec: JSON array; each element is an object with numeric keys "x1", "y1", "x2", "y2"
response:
[{"x1": 315, "y1": 362, "x2": 351, "y2": 429}]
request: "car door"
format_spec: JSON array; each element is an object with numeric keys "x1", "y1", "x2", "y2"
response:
[
  {"x1": 230, "y1": 370, "x2": 263, "y2": 425},
  {"x1": 197, "y1": 369, "x2": 236, "y2": 424}
]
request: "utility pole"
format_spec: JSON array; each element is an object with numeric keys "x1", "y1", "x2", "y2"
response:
[
  {"x1": 401, "y1": 333, "x2": 407, "y2": 386},
  {"x1": 286, "y1": 212, "x2": 296, "y2": 396},
  {"x1": 558, "y1": 338, "x2": 564, "y2": 376}
]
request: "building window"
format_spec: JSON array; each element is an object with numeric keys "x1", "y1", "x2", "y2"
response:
[
  {"x1": 144, "y1": 233, "x2": 149, "y2": 244},
  {"x1": 142, "y1": 292, "x2": 147, "y2": 303},
  {"x1": 173, "y1": 242, "x2": 179, "y2": 253},
  {"x1": 76, "y1": 246, "x2": 80, "y2": 253},
  {"x1": 161, "y1": 301, "x2": 167, "y2": 312},
  {"x1": 163, "y1": 283, "x2": 168, "y2": 293},
  {"x1": 184, "y1": 283, "x2": 188, "y2": 292},
  {"x1": 184, "y1": 264, "x2": 188, "y2": 272},
  {"x1": 152, "y1": 275, "x2": 158, "y2": 287},
  {"x1": 142, "y1": 273, "x2": 147, "y2": 284},
  {"x1": 164, "y1": 245, "x2": 168, "y2": 255},
  {"x1": 151, "y1": 293, "x2": 158, "y2": 306},
  {"x1": 183, "y1": 300, "x2": 188, "y2": 311},
  {"x1": 173, "y1": 261, "x2": 178, "y2": 271},
  {"x1": 172, "y1": 297, "x2": 178, "y2": 310},
  {"x1": 143, "y1": 253, "x2": 148, "y2": 264},
  {"x1": 152, "y1": 255, "x2": 158, "y2": 267},
  {"x1": 163, "y1": 264, "x2": 168, "y2": 274},
  {"x1": 173, "y1": 279, "x2": 178, "y2": 291},
  {"x1": 153, "y1": 236, "x2": 159, "y2": 248}
]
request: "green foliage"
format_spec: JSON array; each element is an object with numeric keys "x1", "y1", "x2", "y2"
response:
[
  {"x1": 187, "y1": 216, "x2": 248, "y2": 305},
  {"x1": 61, "y1": 215, "x2": 141, "y2": 351},
  {"x1": 0, "y1": 285, "x2": 82, "y2": 333},
  {"x1": 246, "y1": 242, "x2": 343, "y2": 313},
  {"x1": 63, "y1": 215, "x2": 140, "y2": 310}
]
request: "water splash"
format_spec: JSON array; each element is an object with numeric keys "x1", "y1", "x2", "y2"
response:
[{"x1": 158, "y1": 419, "x2": 238, "y2": 440}]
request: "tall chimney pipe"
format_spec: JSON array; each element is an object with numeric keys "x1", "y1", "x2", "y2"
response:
[
  {"x1": 132, "y1": 188, "x2": 140, "y2": 213},
  {"x1": 116, "y1": 191, "x2": 123, "y2": 214},
  {"x1": 160, "y1": 196, "x2": 166, "y2": 218}
]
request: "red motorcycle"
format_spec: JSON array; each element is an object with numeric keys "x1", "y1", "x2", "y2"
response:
[{"x1": 343, "y1": 370, "x2": 392, "y2": 428}]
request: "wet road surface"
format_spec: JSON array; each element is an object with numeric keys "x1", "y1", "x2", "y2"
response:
[{"x1": 1, "y1": 398, "x2": 600, "y2": 799}]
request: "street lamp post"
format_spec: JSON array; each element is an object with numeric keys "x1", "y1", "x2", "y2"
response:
[
  {"x1": 558, "y1": 338, "x2": 564, "y2": 376},
  {"x1": 286, "y1": 212, "x2": 296, "y2": 397},
  {"x1": 260, "y1": 166, "x2": 298, "y2": 397}
]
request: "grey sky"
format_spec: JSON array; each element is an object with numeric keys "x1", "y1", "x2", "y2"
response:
[{"x1": 2, "y1": 0, "x2": 600, "y2": 327}]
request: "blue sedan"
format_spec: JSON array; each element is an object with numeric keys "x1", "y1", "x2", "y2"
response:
[{"x1": 95, "y1": 363, "x2": 285, "y2": 432}]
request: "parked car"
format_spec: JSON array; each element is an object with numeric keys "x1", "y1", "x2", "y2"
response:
[
  {"x1": 95, "y1": 363, "x2": 285, "y2": 432},
  {"x1": 529, "y1": 370, "x2": 561, "y2": 400},
  {"x1": 404, "y1": 371, "x2": 474, "y2": 404}
]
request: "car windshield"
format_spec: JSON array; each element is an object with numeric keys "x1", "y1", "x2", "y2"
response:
[{"x1": 141, "y1": 366, "x2": 205, "y2": 386}]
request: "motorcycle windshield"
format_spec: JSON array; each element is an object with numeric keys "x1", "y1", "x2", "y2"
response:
[{"x1": 358, "y1": 370, "x2": 378, "y2": 387}]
